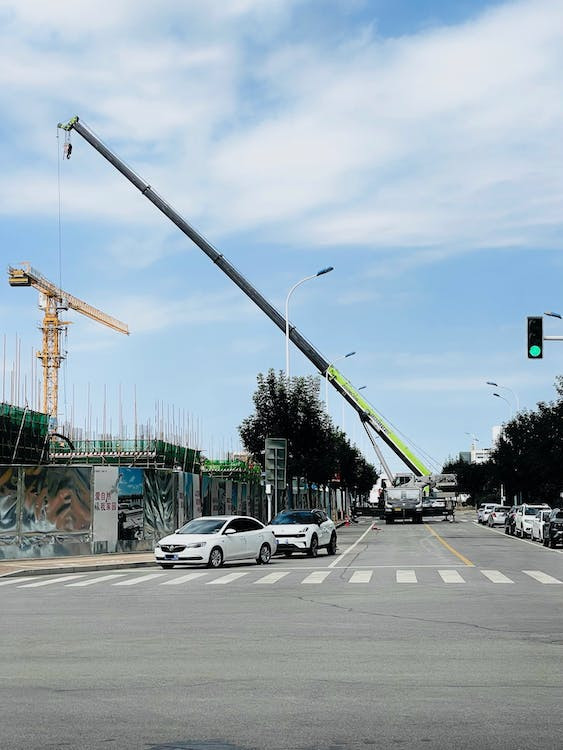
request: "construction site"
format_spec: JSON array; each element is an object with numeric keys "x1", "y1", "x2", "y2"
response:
[{"x1": 0, "y1": 267, "x2": 348, "y2": 561}]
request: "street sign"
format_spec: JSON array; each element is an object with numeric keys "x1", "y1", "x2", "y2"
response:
[{"x1": 264, "y1": 437, "x2": 287, "y2": 489}]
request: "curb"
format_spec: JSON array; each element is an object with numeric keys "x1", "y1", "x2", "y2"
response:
[{"x1": 0, "y1": 560, "x2": 157, "y2": 579}]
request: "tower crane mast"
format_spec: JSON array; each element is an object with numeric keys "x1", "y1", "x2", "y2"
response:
[{"x1": 8, "y1": 263, "x2": 129, "y2": 422}]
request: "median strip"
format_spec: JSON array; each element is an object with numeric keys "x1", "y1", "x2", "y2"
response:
[{"x1": 424, "y1": 524, "x2": 474, "y2": 567}]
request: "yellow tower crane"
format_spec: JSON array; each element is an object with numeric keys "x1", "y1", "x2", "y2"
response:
[{"x1": 8, "y1": 263, "x2": 129, "y2": 422}]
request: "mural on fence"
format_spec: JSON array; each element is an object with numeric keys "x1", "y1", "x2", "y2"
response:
[
  {"x1": 0, "y1": 466, "x2": 18, "y2": 535},
  {"x1": 117, "y1": 467, "x2": 144, "y2": 542},
  {"x1": 22, "y1": 467, "x2": 91, "y2": 533},
  {"x1": 143, "y1": 469, "x2": 176, "y2": 542}
]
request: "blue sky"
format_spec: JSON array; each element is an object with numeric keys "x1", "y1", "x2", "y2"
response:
[{"x1": 1, "y1": 0, "x2": 562, "y2": 475}]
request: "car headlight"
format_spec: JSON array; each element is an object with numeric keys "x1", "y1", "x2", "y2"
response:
[
  {"x1": 185, "y1": 542, "x2": 206, "y2": 549},
  {"x1": 154, "y1": 544, "x2": 161, "y2": 551}
]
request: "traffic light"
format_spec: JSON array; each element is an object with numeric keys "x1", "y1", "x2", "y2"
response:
[
  {"x1": 527, "y1": 316, "x2": 543, "y2": 359},
  {"x1": 264, "y1": 437, "x2": 287, "y2": 489}
]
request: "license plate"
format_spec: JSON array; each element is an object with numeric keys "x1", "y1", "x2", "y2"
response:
[
  {"x1": 166, "y1": 554, "x2": 178, "y2": 561},
  {"x1": 394, "y1": 507, "x2": 401, "y2": 511}
]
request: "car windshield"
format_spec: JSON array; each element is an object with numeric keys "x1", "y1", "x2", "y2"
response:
[
  {"x1": 177, "y1": 518, "x2": 225, "y2": 534},
  {"x1": 270, "y1": 511, "x2": 316, "y2": 525},
  {"x1": 524, "y1": 508, "x2": 539, "y2": 515}
]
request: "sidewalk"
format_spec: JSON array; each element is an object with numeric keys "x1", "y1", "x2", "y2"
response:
[{"x1": 0, "y1": 551, "x2": 156, "y2": 579}]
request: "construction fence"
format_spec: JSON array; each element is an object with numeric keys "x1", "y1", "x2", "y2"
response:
[{"x1": 0, "y1": 465, "x2": 352, "y2": 560}]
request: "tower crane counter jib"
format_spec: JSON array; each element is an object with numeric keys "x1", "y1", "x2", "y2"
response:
[
  {"x1": 8, "y1": 263, "x2": 129, "y2": 423},
  {"x1": 56, "y1": 115, "x2": 455, "y2": 517}
]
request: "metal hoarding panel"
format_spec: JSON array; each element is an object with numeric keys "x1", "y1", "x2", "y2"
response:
[{"x1": 93, "y1": 466, "x2": 119, "y2": 552}]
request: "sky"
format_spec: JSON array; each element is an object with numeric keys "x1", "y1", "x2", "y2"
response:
[{"x1": 1, "y1": 0, "x2": 563, "y2": 476}]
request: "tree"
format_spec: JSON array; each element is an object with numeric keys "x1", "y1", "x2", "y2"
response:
[{"x1": 239, "y1": 369, "x2": 378, "y2": 503}]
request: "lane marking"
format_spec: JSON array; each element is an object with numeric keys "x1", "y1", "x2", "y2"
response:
[
  {"x1": 66, "y1": 574, "x2": 126, "y2": 587},
  {"x1": 349, "y1": 571, "x2": 372, "y2": 583},
  {"x1": 424, "y1": 524, "x2": 475, "y2": 566},
  {"x1": 0, "y1": 577, "x2": 35, "y2": 586},
  {"x1": 480, "y1": 524, "x2": 563, "y2": 553},
  {"x1": 161, "y1": 572, "x2": 207, "y2": 585},
  {"x1": 207, "y1": 572, "x2": 249, "y2": 585},
  {"x1": 396, "y1": 570, "x2": 417, "y2": 583},
  {"x1": 302, "y1": 571, "x2": 331, "y2": 584},
  {"x1": 113, "y1": 573, "x2": 166, "y2": 586},
  {"x1": 254, "y1": 572, "x2": 290, "y2": 584},
  {"x1": 328, "y1": 525, "x2": 374, "y2": 568},
  {"x1": 481, "y1": 570, "x2": 514, "y2": 584},
  {"x1": 439, "y1": 569, "x2": 465, "y2": 583},
  {"x1": 523, "y1": 570, "x2": 562, "y2": 585},
  {"x1": 18, "y1": 574, "x2": 86, "y2": 588}
]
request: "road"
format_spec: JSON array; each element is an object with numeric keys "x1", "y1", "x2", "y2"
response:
[{"x1": 2, "y1": 514, "x2": 563, "y2": 750}]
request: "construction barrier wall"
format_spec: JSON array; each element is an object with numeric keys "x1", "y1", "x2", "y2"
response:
[{"x1": 0, "y1": 464, "x2": 351, "y2": 560}]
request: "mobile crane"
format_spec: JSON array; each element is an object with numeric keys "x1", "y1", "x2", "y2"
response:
[{"x1": 57, "y1": 116, "x2": 456, "y2": 520}]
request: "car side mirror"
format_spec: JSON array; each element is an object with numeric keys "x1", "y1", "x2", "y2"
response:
[{"x1": 224, "y1": 528, "x2": 236, "y2": 535}]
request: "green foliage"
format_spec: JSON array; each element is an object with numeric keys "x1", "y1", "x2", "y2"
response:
[
  {"x1": 239, "y1": 369, "x2": 378, "y2": 497},
  {"x1": 444, "y1": 375, "x2": 563, "y2": 505}
]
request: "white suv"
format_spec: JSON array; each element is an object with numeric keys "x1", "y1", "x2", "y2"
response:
[
  {"x1": 514, "y1": 504, "x2": 550, "y2": 538},
  {"x1": 268, "y1": 508, "x2": 337, "y2": 557},
  {"x1": 477, "y1": 503, "x2": 496, "y2": 524}
]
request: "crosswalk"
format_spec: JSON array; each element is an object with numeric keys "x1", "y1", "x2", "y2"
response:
[{"x1": 1, "y1": 567, "x2": 562, "y2": 590}]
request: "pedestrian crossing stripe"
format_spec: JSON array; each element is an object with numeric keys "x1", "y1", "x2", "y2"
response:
[{"x1": 4, "y1": 568, "x2": 563, "y2": 589}]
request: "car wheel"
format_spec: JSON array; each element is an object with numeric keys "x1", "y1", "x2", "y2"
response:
[
  {"x1": 327, "y1": 533, "x2": 337, "y2": 556},
  {"x1": 308, "y1": 535, "x2": 319, "y2": 557},
  {"x1": 256, "y1": 543, "x2": 271, "y2": 565},
  {"x1": 160, "y1": 564, "x2": 174, "y2": 569},
  {"x1": 207, "y1": 547, "x2": 224, "y2": 568}
]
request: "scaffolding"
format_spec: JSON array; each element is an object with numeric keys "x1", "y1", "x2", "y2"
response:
[
  {"x1": 0, "y1": 402, "x2": 49, "y2": 464},
  {"x1": 49, "y1": 438, "x2": 201, "y2": 471}
]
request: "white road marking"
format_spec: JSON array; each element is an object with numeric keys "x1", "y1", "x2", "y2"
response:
[
  {"x1": 113, "y1": 573, "x2": 166, "y2": 586},
  {"x1": 438, "y1": 569, "x2": 465, "y2": 583},
  {"x1": 396, "y1": 570, "x2": 417, "y2": 583},
  {"x1": 302, "y1": 571, "x2": 331, "y2": 584},
  {"x1": 66, "y1": 574, "x2": 127, "y2": 587},
  {"x1": 0, "y1": 577, "x2": 34, "y2": 586},
  {"x1": 18, "y1": 574, "x2": 86, "y2": 588},
  {"x1": 523, "y1": 570, "x2": 563, "y2": 584},
  {"x1": 481, "y1": 570, "x2": 514, "y2": 583},
  {"x1": 254, "y1": 572, "x2": 290, "y2": 584},
  {"x1": 161, "y1": 572, "x2": 208, "y2": 585},
  {"x1": 349, "y1": 571, "x2": 372, "y2": 583},
  {"x1": 328, "y1": 525, "x2": 374, "y2": 568},
  {"x1": 207, "y1": 572, "x2": 250, "y2": 585}
]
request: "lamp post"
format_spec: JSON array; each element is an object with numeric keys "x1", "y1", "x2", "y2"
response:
[
  {"x1": 493, "y1": 392, "x2": 512, "y2": 418},
  {"x1": 486, "y1": 381, "x2": 520, "y2": 412},
  {"x1": 285, "y1": 267, "x2": 333, "y2": 382},
  {"x1": 325, "y1": 351, "x2": 356, "y2": 410}
]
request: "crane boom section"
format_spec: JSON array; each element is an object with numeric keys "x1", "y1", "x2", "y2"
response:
[
  {"x1": 58, "y1": 115, "x2": 427, "y2": 476},
  {"x1": 326, "y1": 366, "x2": 430, "y2": 475},
  {"x1": 9, "y1": 265, "x2": 129, "y2": 335}
]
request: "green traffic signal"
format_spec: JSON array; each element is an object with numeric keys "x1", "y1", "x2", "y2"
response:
[{"x1": 527, "y1": 316, "x2": 543, "y2": 360}]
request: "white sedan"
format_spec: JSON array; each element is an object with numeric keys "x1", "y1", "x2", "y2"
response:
[
  {"x1": 267, "y1": 508, "x2": 337, "y2": 557},
  {"x1": 154, "y1": 515, "x2": 277, "y2": 569}
]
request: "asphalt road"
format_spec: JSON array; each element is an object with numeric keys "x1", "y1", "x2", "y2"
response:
[{"x1": 2, "y1": 514, "x2": 563, "y2": 750}]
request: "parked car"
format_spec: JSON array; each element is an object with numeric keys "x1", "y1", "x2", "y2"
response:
[
  {"x1": 154, "y1": 515, "x2": 277, "y2": 569},
  {"x1": 543, "y1": 508, "x2": 563, "y2": 548},
  {"x1": 514, "y1": 504, "x2": 551, "y2": 538},
  {"x1": 268, "y1": 508, "x2": 337, "y2": 557},
  {"x1": 530, "y1": 509, "x2": 552, "y2": 542},
  {"x1": 477, "y1": 503, "x2": 497, "y2": 524},
  {"x1": 505, "y1": 505, "x2": 520, "y2": 535},
  {"x1": 487, "y1": 505, "x2": 508, "y2": 527}
]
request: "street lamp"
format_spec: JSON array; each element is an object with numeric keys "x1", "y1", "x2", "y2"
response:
[
  {"x1": 285, "y1": 267, "x2": 333, "y2": 381},
  {"x1": 544, "y1": 311, "x2": 562, "y2": 319},
  {"x1": 325, "y1": 351, "x2": 356, "y2": 409},
  {"x1": 493, "y1": 392, "x2": 512, "y2": 418},
  {"x1": 486, "y1": 381, "x2": 520, "y2": 412}
]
